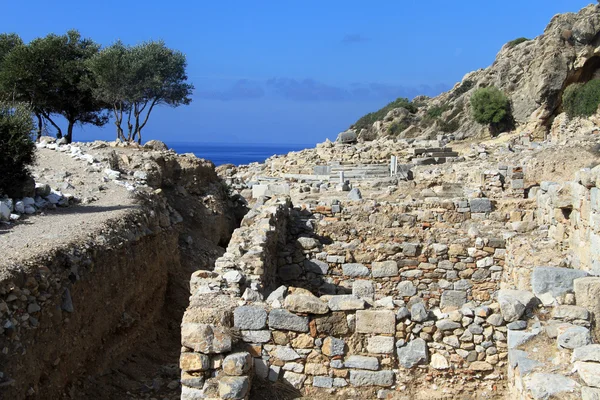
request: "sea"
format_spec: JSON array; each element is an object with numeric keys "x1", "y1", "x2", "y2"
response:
[{"x1": 167, "y1": 142, "x2": 312, "y2": 166}]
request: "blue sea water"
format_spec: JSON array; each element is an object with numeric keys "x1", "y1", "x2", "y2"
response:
[{"x1": 167, "y1": 142, "x2": 312, "y2": 166}]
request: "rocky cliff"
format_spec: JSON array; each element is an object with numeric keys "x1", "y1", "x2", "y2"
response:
[{"x1": 350, "y1": 3, "x2": 600, "y2": 142}]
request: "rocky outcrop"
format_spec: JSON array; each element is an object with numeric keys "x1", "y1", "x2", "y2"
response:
[{"x1": 354, "y1": 4, "x2": 600, "y2": 141}]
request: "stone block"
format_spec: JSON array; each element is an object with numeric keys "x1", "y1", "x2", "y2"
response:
[
  {"x1": 342, "y1": 263, "x2": 370, "y2": 277},
  {"x1": 573, "y1": 344, "x2": 600, "y2": 363},
  {"x1": 304, "y1": 259, "x2": 329, "y2": 275},
  {"x1": 397, "y1": 281, "x2": 417, "y2": 297},
  {"x1": 524, "y1": 373, "x2": 580, "y2": 400},
  {"x1": 314, "y1": 312, "x2": 349, "y2": 336},
  {"x1": 234, "y1": 306, "x2": 267, "y2": 330},
  {"x1": 313, "y1": 376, "x2": 334, "y2": 388},
  {"x1": 367, "y1": 336, "x2": 395, "y2": 354},
  {"x1": 349, "y1": 370, "x2": 395, "y2": 387},
  {"x1": 575, "y1": 277, "x2": 600, "y2": 341},
  {"x1": 440, "y1": 290, "x2": 467, "y2": 311},
  {"x1": 356, "y1": 310, "x2": 395, "y2": 334},
  {"x1": 344, "y1": 355, "x2": 379, "y2": 370},
  {"x1": 284, "y1": 293, "x2": 329, "y2": 314},
  {"x1": 558, "y1": 326, "x2": 591, "y2": 349},
  {"x1": 268, "y1": 309, "x2": 309, "y2": 332},
  {"x1": 322, "y1": 337, "x2": 345, "y2": 356},
  {"x1": 328, "y1": 295, "x2": 366, "y2": 311},
  {"x1": 498, "y1": 289, "x2": 536, "y2": 322},
  {"x1": 371, "y1": 261, "x2": 399, "y2": 278},
  {"x1": 223, "y1": 352, "x2": 252, "y2": 376},
  {"x1": 397, "y1": 338, "x2": 428, "y2": 368},
  {"x1": 470, "y1": 198, "x2": 492, "y2": 213},
  {"x1": 531, "y1": 267, "x2": 588, "y2": 298},
  {"x1": 180, "y1": 353, "x2": 210, "y2": 372},
  {"x1": 219, "y1": 376, "x2": 249, "y2": 400},
  {"x1": 181, "y1": 323, "x2": 232, "y2": 354}
]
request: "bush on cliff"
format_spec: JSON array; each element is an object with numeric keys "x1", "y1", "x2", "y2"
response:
[
  {"x1": 470, "y1": 86, "x2": 512, "y2": 131},
  {"x1": 562, "y1": 80, "x2": 600, "y2": 118},
  {"x1": 353, "y1": 97, "x2": 417, "y2": 132},
  {"x1": 506, "y1": 37, "x2": 530, "y2": 49},
  {"x1": 0, "y1": 102, "x2": 36, "y2": 197}
]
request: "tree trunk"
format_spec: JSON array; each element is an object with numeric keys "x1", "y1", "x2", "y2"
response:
[
  {"x1": 44, "y1": 114, "x2": 63, "y2": 138},
  {"x1": 35, "y1": 113, "x2": 43, "y2": 141},
  {"x1": 66, "y1": 121, "x2": 74, "y2": 144}
]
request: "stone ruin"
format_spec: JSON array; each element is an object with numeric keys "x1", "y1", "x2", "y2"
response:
[{"x1": 181, "y1": 138, "x2": 600, "y2": 399}]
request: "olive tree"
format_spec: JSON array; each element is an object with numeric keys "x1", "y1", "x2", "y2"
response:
[
  {"x1": 0, "y1": 30, "x2": 108, "y2": 142},
  {"x1": 88, "y1": 40, "x2": 194, "y2": 143}
]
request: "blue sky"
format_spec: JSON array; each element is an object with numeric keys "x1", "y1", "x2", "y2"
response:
[{"x1": 0, "y1": 0, "x2": 592, "y2": 144}]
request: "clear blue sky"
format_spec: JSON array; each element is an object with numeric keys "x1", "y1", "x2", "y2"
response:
[{"x1": 0, "y1": 0, "x2": 592, "y2": 144}]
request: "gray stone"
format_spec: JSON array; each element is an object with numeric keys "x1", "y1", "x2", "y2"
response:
[
  {"x1": 498, "y1": 289, "x2": 536, "y2": 322},
  {"x1": 531, "y1": 267, "x2": 588, "y2": 298},
  {"x1": 223, "y1": 352, "x2": 252, "y2": 376},
  {"x1": 333, "y1": 378, "x2": 348, "y2": 387},
  {"x1": 181, "y1": 386, "x2": 205, "y2": 400},
  {"x1": 410, "y1": 303, "x2": 428, "y2": 322},
  {"x1": 344, "y1": 355, "x2": 379, "y2": 371},
  {"x1": 397, "y1": 338, "x2": 428, "y2": 368},
  {"x1": 337, "y1": 129, "x2": 357, "y2": 143},
  {"x1": 353, "y1": 280, "x2": 374, "y2": 299},
  {"x1": 271, "y1": 346, "x2": 301, "y2": 361},
  {"x1": 328, "y1": 295, "x2": 366, "y2": 311},
  {"x1": 396, "y1": 307, "x2": 410, "y2": 320},
  {"x1": 356, "y1": 310, "x2": 396, "y2": 334},
  {"x1": 558, "y1": 326, "x2": 591, "y2": 349},
  {"x1": 436, "y1": 319, "x2": 462, "y2": 331},
  {"x1": 367, "y1": 336, "x2": 395, "y2": 354},
  {"x1": 304, "y1": 259, "x2": 329, "y2": 275},
  {"x1": 234, "y1": 306, "x2": 267, "y2": 330},
  {"x1": 440, "y1": 290, "x2": 467, "y2": 311},
  {"x1": 312, "y1": 376, "x2": 333, "y2": 388},
  {"x1": 396, "y1": 281, "x2": 417, "y2": 297},
  {"x1": 552, "y1": 305, "x2": 590, "y2": 321},
  {"x1": 283, "y1": 371, "x2": 306, "y2": 388},
  {"x1": 296, "y1": 237, "x2": 321, "y2": 250},
  {"x1": 342, "y1": 263, "x2": 370, "y2": 277},
  {"x1": 402, "y1": 242, "x2": 419, "y2": 257},
  {"x1": 266, "y1": 285, "x2": 287, "y2": 305},
  {"x1": 348, "y1": 188, "x2": 362, "y2": 201},
  {"x1": 508, "y1": 350, "x2": 543, "y2": 375},
  {"x1": 371, "y1": 261, "x2": 399, "y2": 278},
  {"x1": 470, "y1": 198, "x2": 492, "y2": 213},
  {"x1": 507, "y1": 320, "x2": 528, "y2": 330},
  {"x1": 507, "y1": 330, "x2": 539, "y2": 349},
  {"x1": 524, "y1": 373, "x2": 580, "y2": 400},
  {"x1": 241, "y1": 330, "x2": 271, "y2": 343},
  {"x1": 218, "y1": 376, "x2": 249, "y2": 400},
  {"x1": 486, "y1": 313, "x2": 504, "y2": 327},
  {"x1": 268, "y1": 309, "x2": 309, "y2": 332},
  {"x1": 349, "y1": 370, "x2": 395, "y2": 387},
  {"x1": 254, "y1": 359, "x2": 269, "y2": 379},
  {"x1": 573, "y1": 345, "x2": 600, "y2": 363}
]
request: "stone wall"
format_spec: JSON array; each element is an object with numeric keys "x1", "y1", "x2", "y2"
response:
[{"x1": 180, "y1": 196, "x2": 515, "y2": 399}]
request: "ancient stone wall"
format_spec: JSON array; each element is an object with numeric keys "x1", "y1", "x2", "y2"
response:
[{"x1": 180, "y1": 196, "x2": 515, "y2": 399}]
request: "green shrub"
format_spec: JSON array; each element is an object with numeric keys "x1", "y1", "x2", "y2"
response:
[
  {"x1": 0, "y1": 102, "x2": 36, "y2": 197},
  {"x1": 353, "y1": 97, "x2": 417, "y2": 132},
  {"x1": 506, "y1": 37, "x2": 530, "y2": 49},
  {"x1": 387, "y1": 121, "x2": 409, "y2": 135},
  {"x1": 425, "y1": 104, "x2": 450, "y2": 120},
  {"x1": 470, "y1": 86, "x2": 511, "y2": 127},
  {"x1": 562, "y1": 80, "x2": 600, "y2": 118},
  {"x1": 453, "y1": 80, "x2": 474, "y2": 97}
]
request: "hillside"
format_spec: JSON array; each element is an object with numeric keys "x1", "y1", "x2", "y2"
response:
[{"x1": 346, "y1": 3, "x2": 600, "y2": 142}]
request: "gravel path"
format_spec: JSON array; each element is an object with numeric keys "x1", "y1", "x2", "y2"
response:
[{"x1": 0, "y1": 146, "x2": 137, "y2": 272}]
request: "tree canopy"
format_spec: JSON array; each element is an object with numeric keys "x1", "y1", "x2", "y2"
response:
[
  {"x1": 88, "y1": 40, "x2": 194, "y2": 143},
  {"x1": 470, "y1": 86, "x2": 512, "y2": 131},
  {"x1": 0, "y1": 31, "x2": 193, "y2": 143}
]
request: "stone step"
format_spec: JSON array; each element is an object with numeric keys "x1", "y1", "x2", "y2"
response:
[{"x1": 411, "y1": 147, "x2": 454, "y2": 155}]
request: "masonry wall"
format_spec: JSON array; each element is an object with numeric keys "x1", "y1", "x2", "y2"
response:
[{"x1": 180, "y1": 196, "x2": 513, "y2": 399}]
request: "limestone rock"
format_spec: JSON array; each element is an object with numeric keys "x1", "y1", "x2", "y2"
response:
[
  {"x1": 531, "y1": 267, "x2": 588, "y2": 298},
  {"x1": 328, "y1": 295, "x2": 366, "y2": 311},
  {"x1": 322, "y1": 337, "x2": 345, "y2": 356},
  {"x1": 342, "y1": 263, "x2": 370, "y2": 277},
  {"x1": 397, "y1": 338, "x2": 428, "y2": 368},
  {"x1": 344, "y1": 355, "x2": 379, "y2": 371},
  {"x1": 524, "y1": 373, "x2": 580, "y2": 400},
  {"x1": 222, "y1": 352, "x2": 252, "y2": 376},
  {"x1": 356, "y1": 310, "x2": 396, "y2": 334},
  {"x1": 498, "y1": 289, "x2": 536, "y2": 322},
  {"x1": 572, "y1": 344, "x2": 600, "y2": 363},
  {"x1": 218, "y1": 376, "x2": 249, "y2": 400},
  {"x1": 367, "y1": 336, "x2": 395, "y2": 354},
  {"x1": 349, "y1": 370, "x2": 394, "y2": 387},
  {"x1": 558, "y1": 326, "x2": 591, "y2": 349},
  {"x1": 284, "y1": 292, "x2": 329, "y2": 315},
  {"x1": 234, "y1": 306, "x2": 267, "y2": 330},
  {"x1": 430, "y1": 353, "x2": 450, "y2": 370},
  {"x1": 371, "y1": 261, "x2": 399, "y2": 278},
  {"x1": 576, "y1": 362, "x2": 600, "y2": 388}
]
